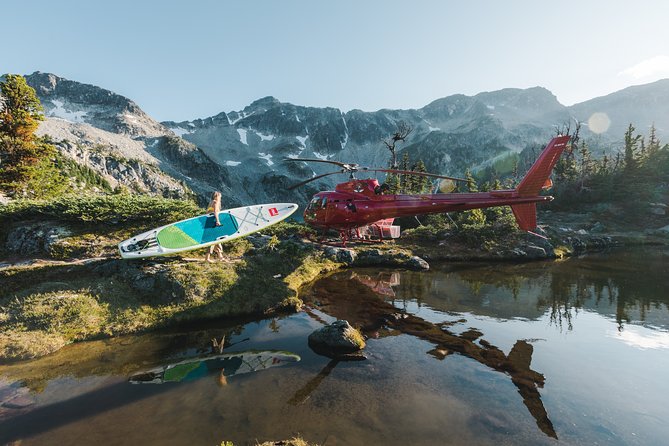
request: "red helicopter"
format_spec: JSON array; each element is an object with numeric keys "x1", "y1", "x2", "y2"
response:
[{"x1": 286, "y1": 135, "x2": 569, "y2": 245}]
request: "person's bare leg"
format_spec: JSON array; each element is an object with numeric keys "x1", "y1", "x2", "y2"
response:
[{"x1": 206, "y1": 245, "x2": 216, "y2": 263}]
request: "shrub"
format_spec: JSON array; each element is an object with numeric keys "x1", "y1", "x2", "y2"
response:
[{"x1": 0, "y1": 194, "x2": 200, "y2": 226}]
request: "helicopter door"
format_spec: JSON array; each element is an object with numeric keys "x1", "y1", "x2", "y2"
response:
[{"x1": 320, "y1": 197, "x2": 330, "y2": 222}]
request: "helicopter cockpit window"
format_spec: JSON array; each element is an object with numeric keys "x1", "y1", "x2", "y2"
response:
[
  {"x1": 308, "y1": 197, "x2": 321, "y2": 210},
  {"x1": 321, "y1": 197, "x2": 327, "y2": 208}
]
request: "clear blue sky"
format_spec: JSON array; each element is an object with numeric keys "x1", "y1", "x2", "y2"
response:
[{"x1": 4, "y1": 0, "x2": 669, "y2": 121}]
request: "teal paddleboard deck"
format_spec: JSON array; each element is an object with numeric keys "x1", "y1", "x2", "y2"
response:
[
  {"x1": 118, "y1": 203, "x2": 298, "y2": 259},
  {"x1": 156, "y1": 212, "x2": 239, "y2": 249}
]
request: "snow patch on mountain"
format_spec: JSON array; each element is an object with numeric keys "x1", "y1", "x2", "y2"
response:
[
  {"x1": 296, "y1": 135, "x2": 308, "y2": 147},
  {"x1": 49, "y1": 99, "x2": 87, "y2": 123},
  {"x1": 169, "y1": 126, "x2": 192, "y2": 137},
  {"x1": 256, "y1": 131, "x2": 275, "y2": 141},
  {"x1": 230, "y1": 111, "x2": 254, "y2": 125},
  {"x1": 225, "y1": 160, "x2": 241, "y2": 166},
  {"x1": 258, "y1": 152, "x2": 274, "y2": 166},
  {"x1": 238, "y1": 128, "x2": 248, "y2": 145},
  {"x1": 341, "y1": 116, "x2": 349, "y2": 149}
]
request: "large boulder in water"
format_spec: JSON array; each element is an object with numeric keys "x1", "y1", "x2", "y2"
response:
[{"x1": 308, "y1": 320, "x2": 366, "y2": 359}]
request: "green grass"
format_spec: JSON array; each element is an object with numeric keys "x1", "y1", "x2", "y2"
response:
[
  {"x1": 0, "y1": 193, "x2": 200, "y2": 225},
  {"x1": 0, "y1": 240, "x2": 341, "y2": 361}
]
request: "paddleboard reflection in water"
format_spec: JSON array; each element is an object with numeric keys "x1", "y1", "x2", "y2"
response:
[{"x1": 129, "y1": 350, "x2": 301, "y2": 384}]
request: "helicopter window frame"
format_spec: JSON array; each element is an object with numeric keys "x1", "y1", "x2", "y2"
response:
[{"x1": 308, "y1": 197, "x2": 321, "y2": 211}]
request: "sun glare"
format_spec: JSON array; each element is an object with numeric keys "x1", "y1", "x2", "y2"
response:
[{"x1": 587, "y1": 112, "x2": 611, "y2": 134}]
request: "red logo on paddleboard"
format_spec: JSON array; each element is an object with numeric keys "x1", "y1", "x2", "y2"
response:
[{"x1": 269, "y1": 207, "x2": 279, "y2": 217}]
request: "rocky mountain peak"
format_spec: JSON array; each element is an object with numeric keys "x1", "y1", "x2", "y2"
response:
[
  {"x1": 475, "y1": 86, "x2": 561, "y2": 110},
  {"x1": 246, "y1": 96, "x2": 281, "y2": 112},
  {"x1": 24, "y1": 72, "x2": 165, "y2": 138}
]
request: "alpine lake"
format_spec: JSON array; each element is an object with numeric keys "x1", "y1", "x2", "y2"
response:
[{"x1": 1, "y1": 247, "x2": 668, "y2": 445}]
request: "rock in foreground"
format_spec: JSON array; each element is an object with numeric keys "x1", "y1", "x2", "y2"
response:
[{"x1": 308, "y1": 320, "x2": 366, "y2": 360}]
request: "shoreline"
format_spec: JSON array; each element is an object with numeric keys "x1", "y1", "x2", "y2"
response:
[{"x1": 1, "y1": 212, "x2": 667, "y2": 362}]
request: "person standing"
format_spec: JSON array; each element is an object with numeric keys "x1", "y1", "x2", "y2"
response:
[{"x1": 205, "y1": 191, "x2": 224, "y2": 262}]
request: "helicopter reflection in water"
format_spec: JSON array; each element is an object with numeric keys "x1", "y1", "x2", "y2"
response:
[{"x1": 301, "y1": 270, "x2": 558, "y2": 439}]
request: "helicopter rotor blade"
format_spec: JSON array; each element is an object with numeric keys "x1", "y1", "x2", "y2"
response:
[
  {"x1": 287, "y1": 170, "x2": 345, "y2": 190},
  {"x1": 283, "y1": 158, "x2": 354, "y2": 170},
  {"x1": 370, "y1": 169, "x2": 468, "y2": 182}
]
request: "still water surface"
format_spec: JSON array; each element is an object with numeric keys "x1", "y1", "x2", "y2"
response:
[{"x1": 1, "y1": 248, "x2": 668, "y2": 445}]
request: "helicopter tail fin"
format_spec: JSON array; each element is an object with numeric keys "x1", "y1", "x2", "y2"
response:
[
  {"x1": 510, "y1": 203, "x2": 537, "y2": 231},
  {"x1": 515, "y1": 135, "x2": 570, "y2": 197}
]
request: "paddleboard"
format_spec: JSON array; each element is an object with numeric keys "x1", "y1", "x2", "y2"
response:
[
  {"x1": 119, "y1": 202, "x2": 298, "y2": 259},
  {"x1": 128, "y1": 350, "x2": 301, "y2": 384}
]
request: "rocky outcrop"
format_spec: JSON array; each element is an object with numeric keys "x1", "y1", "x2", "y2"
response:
[
  {"x1": 4, "y1": 222, "x2": 72, "y2": 257},
  {"x1": 322, "y1": 246, "x2": 429, "y2": 270},
  {"x1": 52, "y1": 139, "x2": 191, "y2": 198}
]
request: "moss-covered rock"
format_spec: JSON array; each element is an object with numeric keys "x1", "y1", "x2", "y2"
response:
[{"x1": 308, "y1": 319, "x2": 366, "y2": 359}]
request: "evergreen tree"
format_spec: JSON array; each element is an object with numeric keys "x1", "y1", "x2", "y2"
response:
[
  {"x1": 0, "y1": 75, "x2": 65, "y2": 196},
  {"x1": 411, "y1": 159, "x2": 429, "y2": 193},
  {"x1": 456, "y1": 169, "x2": 486, "y2": 228},
  {"x1": 646, "y1": 123, "x2": 661, "y2": 162},
  {"x1": 384, "y1": 172, "x2": 400, "y2": 194},
  {"x1": 464, "y1": 169, "x2": 478, "y2": 192},
  {"x1": 0, "y1": 74, "x2": 44, "y2": 140},
  {"x1": 400, "y1": 152, "x2": 410, "y2": 192},
  {"x1": 623, "y1": 123, "x2": 642, "y2": 172}
]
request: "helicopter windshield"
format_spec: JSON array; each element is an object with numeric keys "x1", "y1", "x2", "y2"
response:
[{"x1": 307, "y1": 197, "x2": 322, "y2": 211}]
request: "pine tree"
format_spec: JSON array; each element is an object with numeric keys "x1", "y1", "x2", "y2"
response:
[
  {"x1": 0, "y1": 74, "x2": 44, "y2": 140},
  {"x1": 400, "y1": 152, "x2": 410, "y2": 192},
  {"x1": 623, "y1": 123, "x2": 641, "y2": 172},
  {"x1": 412, "y1": 159, "x2": 429, "y2": 193},
  {"x1": 384, "y1": 172, "x2": 400, "y2": 194},
  {"x1": 0, "y1": 75, "x2": 64, "y2": 196},
  {"x1": 464, "y1": 169, "x2": 478, "y2": 192},
  {"x1": 456, "y1": 169, "x2": 486, "y2": 228},
  {"x1": 647, "y1": 123, "x2": 661, "y2": 161}
]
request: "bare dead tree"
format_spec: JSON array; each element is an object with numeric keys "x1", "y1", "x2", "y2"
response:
[
  {"x1": 382, "y1": 121, "x2": 413, "y2": 168},
  {"x1": 556, "y1": 119, "x2": 581, "y2": 163}
]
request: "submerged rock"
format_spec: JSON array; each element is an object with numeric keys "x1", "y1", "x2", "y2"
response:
[{"x1": 308, "y1": 320, "x2": 366, "y2": 360}]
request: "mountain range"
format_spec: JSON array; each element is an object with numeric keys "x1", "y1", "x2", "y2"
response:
[{"x1": 19, "y1": 72, "x2": 669, "y2": 206}]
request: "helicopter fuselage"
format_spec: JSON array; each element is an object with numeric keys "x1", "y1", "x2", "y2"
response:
[{"x1": 303, "y1": 178, "x2": 552, "y2": 231}]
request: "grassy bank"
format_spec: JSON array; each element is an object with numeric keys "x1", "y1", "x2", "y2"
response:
[
  {"x1": 0, "y1": 244, "x2": 339, "y2": 361},
  {"x1": 0, "y1": 195, "x2": 339, "y2": 361}
]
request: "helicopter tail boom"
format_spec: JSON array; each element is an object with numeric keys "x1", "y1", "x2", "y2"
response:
[{"x1": 515, "y1": 135, "x2": 569, "y2": 197}]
